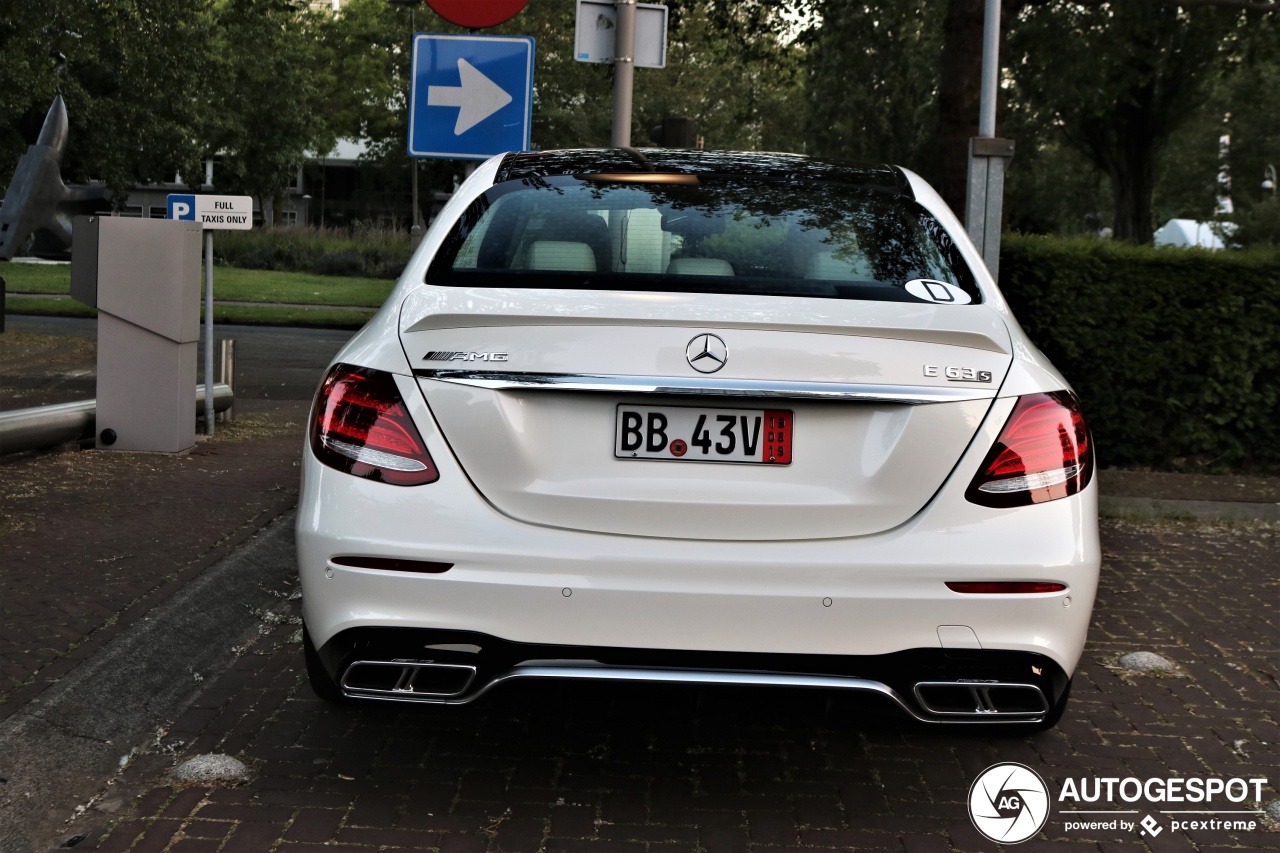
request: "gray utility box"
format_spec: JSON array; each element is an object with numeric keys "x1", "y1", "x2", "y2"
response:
[{"x1": 72, "y1": 216, "x2": 203, "y2": 452}]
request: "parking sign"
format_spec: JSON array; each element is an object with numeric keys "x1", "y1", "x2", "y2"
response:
[{"x1": 166, "y1": 194, "x2": 253, "y2": 230}]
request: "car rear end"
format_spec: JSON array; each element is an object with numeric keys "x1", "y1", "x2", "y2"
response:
[{"x1": 296, "y1": 150, "x2": 1098, "y2": 727}]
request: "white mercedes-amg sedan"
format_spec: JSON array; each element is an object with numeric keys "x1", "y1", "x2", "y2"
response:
[{"x1": 296, "y1": 149, "x2": 1098, "y2": 729}]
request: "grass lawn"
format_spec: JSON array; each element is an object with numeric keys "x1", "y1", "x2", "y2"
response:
[
  {"x1": 2, "y1": 263, "x2": 393, "y2": 308},
  {"x1": 4, "y1": 294, "x2": 374, "y2": 329},
  {"x1": 1, "y1": 263, "x2": 70, "y2": 293},
  {"x1": 213, "y1": 267, "x2": 392, "y2": 306}
]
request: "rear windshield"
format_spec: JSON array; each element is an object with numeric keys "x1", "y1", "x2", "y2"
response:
[{"x1": 426, "y1": 174, "x2": 980, "y2": 304}]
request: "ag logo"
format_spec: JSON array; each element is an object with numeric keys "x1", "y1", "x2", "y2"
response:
[{"x1": 968, "y1": 762, "x2": 1050, "y2": 844}]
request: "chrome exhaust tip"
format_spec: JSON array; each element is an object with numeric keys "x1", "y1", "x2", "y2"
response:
[
  {"x1": 913, "y1": 681, "x2": 1049, "y2": 718},
  {"x1": 341, "y1": 659, "x2": 477, "y2": 699}
]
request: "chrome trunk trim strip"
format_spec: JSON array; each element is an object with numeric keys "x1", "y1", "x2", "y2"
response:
[{"x1": 412, "y1": 370, "x2": 996, "y2": 404}]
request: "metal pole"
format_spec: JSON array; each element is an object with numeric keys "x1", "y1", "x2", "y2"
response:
[
  {"x1": 978, "y1": 0, "x2": 1000, "y2": 139},
  {"x1": 0, "y1": 385, "x2": 235, "y2": 457},
  {"x1": 217, "y1": 338, "x2": 235, "y2": 424},
  {"x1": 411, "y1": 161, "x2": 422, "y2": 237},
  {"x1": 611, "y1": 0, "x2": 637, "y2": 147},
  {"x1": 203, "y1": 230, "x2": 214, "y2": 436},
  {"x1": 409, "y1": 3, "x2": 423, "y2": 237},
  {"x1": 966, "y1": 0, "x2": 1011, "y2": 282}
]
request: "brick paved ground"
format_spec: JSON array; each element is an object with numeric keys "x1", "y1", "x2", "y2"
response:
[
  {"x1": 0, "y1": 328, "x2": 97, "y2": 409},
  {"x1": 60, "y1": 517, "x2": 1279, "y2": 852},
  {"x1": 0, "y1": 401, "x2": 308, "y2": 722}
]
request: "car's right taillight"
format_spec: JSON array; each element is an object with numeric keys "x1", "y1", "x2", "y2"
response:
[
  {"x1": 965, "y1": 391, "x2": 1093, "y2": 508},
  {"x1": 310, "y1": 363, "x2": 439, "y2": 486}
]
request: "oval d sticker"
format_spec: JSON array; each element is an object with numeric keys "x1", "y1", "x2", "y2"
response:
[{"x1": 905, "y1": 279, "x2": 972, "y2": 305}]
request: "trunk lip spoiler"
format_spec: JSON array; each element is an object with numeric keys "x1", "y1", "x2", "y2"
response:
[{"x1": 411, "y1": 370, "x2": 997, "y2": 404}]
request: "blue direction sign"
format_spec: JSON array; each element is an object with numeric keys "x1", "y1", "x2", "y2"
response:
[{"x1": 409, "y1": 34, "x2": 535, "y2": 160}]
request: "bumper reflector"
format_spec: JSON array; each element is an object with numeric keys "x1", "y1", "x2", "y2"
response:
[
  {"x1": 945, "y1": 581, "x2": 1066, "y2": 594},
  {"x1": 332, "y1": 556, "x2": 453, "y2": 574}
]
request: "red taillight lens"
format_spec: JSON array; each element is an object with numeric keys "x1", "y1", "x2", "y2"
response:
[
  {"x1": 310, "y1": 364, "x2": 439, "y2": 486},
  {"x1": 965, "y1": 391, "x2": 1092, "y2": 508}
]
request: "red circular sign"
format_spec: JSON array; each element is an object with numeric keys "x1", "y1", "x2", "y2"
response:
[{"x1": 425, "y1": 0, "x2": 528, "y2": 29}]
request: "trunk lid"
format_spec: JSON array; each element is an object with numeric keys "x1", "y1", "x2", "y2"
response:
[{"x1": 400, "y1": 286, "x2": 1012, "y2": 540}]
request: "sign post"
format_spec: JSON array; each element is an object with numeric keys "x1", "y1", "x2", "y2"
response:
[
  {"x1": 574, "y1": 1, "x2": 668, "y2": 69},
  {"x1": 574, "y1": 1, "x2": 668, "y2": 147},
  {"x1": 965, "y1": 0, "x2": 1012, "y2": 282},
  {"x1": 167, "y1": 193, "x2": 252, "y2": 435}
]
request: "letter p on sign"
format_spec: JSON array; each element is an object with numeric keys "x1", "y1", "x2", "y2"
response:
[{"x1": 167, "y1": 194, "x2": 196, "y2": 221}]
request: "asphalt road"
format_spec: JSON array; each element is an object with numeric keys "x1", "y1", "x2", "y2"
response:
[{"x1": 5, "y1": 315, "x2": 353, "y2": 402}]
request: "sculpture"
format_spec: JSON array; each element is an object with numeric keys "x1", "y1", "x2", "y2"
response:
[{"x1": 0, "y1": 94, "x2": 109, "y2": 260}]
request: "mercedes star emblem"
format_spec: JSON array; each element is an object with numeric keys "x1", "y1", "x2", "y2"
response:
[{"x1": 686, "y1": 333, "x2": 728, "y2": 373}]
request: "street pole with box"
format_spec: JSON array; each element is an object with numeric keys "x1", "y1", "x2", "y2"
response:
[
  {"x1": 70, "y1": 216, "x2": 204, "y2": 452},
  {"x1": 166, "y1": 193, "x2": 253, "y2": 435}
]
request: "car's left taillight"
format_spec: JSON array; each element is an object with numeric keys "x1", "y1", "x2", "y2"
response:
[
  {"x1": 965, "y1": 391, "x2": 1092, "y2": 508},
  {"x1": 310, "y1": 363, "x2": 439, "y2": 486}
]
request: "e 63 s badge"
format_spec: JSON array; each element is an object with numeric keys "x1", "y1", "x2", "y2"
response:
[{"x1": 924, "y1": 364, "x2": 993, "y2": 383}]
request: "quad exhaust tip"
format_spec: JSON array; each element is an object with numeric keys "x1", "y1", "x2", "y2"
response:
[
  {"x1": 913, "y1": 681, "x2": 1049, "y2": 717},
  {"x1": 336, "y1": 659, "x2": 1049, "y2": 724},
  {"x1": 342, "y1": 660, "x2": 477, "y2": 699}
]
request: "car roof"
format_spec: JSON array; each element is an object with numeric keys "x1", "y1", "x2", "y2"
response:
[{"x1": 494, "y1": 149, "x2": 913, "y2": 198}]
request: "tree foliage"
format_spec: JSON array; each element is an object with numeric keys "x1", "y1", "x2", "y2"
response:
[
  {"x1": 1006, "y1": 0, "x2": 1258, "y2": 243},
  {"x1": 0, "y1": 0, "x2": 342, "y2": 212},
  {"x1": 804, "y1": 0, "x2": 1278, "y2": 244},
  {"x1": 6, "y1": 0, "x2": 1274, "y2": 246},
  {"x1": 804, "y1": 4, "x2": 943, "y2": 181},
  {"x1": 207, "y1": 0, "x2": 335, "y2": 222},
  {"x1": 0, "y1": 0, "x2": 217, "y2": 198},
  {"x1": 310, "y1": 0, "x2": 805, "y2": 222}
]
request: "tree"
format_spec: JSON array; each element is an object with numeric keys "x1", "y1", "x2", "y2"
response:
[
  {"x1": 0, "y1": 0, "x2": 217, "y2": 200},
  {"x1": 314, "y1": 0, "x2": 806, "y2": 228},
  {"x1": 803, "y1": 0, "x2": 1277, "y2": 242},
  {"x1": 0, "y1": 0, "x2": 62, "y2": 184},
  {"x1": 1006, "y1": 1, "x2": 1261, "y2": 243},
  {"x1": 803, "y1": 4, "x2": 943, "y2": 179},
  {"x1": 207, "y1": 0, "x2": 337, "y2": 224},
  {"x1": 1214, "y1": 13, "x2": 1280, "y2": 243},
  {"x1": 634, "y1": 1, "x2": 805, "y2": 151}
]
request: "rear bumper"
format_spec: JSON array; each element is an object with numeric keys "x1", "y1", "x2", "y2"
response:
[
  {"x1": 297, "y1": 460, "x2": 1100, "y2": 677},
  {"x1": 312, "y1": 627, "x2": 1070, "y2": 725}
]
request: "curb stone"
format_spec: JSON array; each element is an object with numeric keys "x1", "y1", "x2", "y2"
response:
[{"x1": 1098, "y1": 495, "x2": 1280, "y2": 521}]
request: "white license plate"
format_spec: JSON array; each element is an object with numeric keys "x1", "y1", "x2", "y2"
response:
[{"x1": 615, "y1": 405, "x2": 792, "y2": 464}]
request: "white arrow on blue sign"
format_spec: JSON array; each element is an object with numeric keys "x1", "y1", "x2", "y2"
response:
[{"x1": 408, "y1": 33, "x2": 535, "y2": 161}]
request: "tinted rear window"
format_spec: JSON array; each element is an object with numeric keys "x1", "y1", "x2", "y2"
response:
[{"x1": 426, "y1": 174, "x2": 980, "y2": 304}]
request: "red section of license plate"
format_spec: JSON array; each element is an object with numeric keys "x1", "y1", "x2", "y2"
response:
[{"x1": 762, "y1": 410, "x2": 791, "y2": 464}]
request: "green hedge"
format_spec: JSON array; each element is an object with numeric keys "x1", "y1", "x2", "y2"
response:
[
  {"x1": 999, "y1": 236, "x2": 1280, "y2": 472},
  {"x1": 214, "y1": 225, "x2": 414, "y2": 280}
]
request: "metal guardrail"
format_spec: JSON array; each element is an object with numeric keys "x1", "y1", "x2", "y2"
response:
[{"x1": 0, "y1": 384, "x2": 233, "y2": 456}]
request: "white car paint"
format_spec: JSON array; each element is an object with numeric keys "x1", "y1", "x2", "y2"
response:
[{"x1": 296, "y1": 150, "x2": 1099, "y2": 726}]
